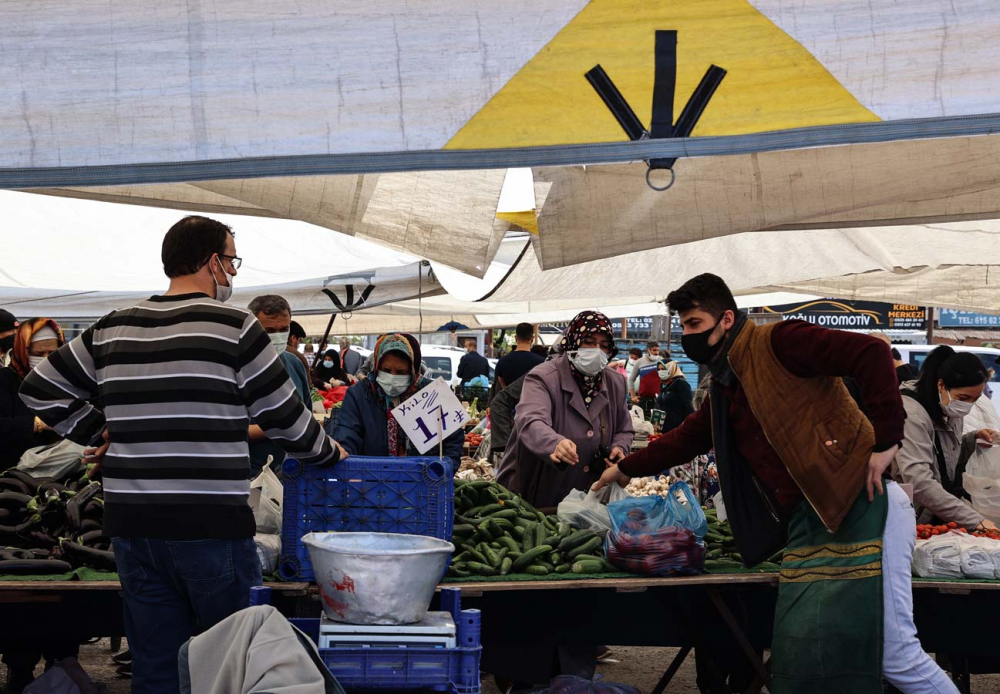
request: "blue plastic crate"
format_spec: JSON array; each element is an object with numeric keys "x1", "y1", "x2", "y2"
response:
[
  {"x1": 278, "y1": 455, "x2": 454, "y2": 581},
  {"x1": 289, "y1": 588, "x2": 481, "y2": 694}
]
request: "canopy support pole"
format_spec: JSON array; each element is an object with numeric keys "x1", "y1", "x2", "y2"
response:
[{"x1": 318, "y1": 313, "x2": 338, "y2": 353}]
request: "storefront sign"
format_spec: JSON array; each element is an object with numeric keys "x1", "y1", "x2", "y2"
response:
[
  {"x1": 391, "y1": 378, "x2": 469, "y2": 455},
  {"x1": 939, "y1": 310, "x2": 1000, "y2": 327},
  {"x1": 759, "y1": 300, "x2": 926, "y2": 330}
]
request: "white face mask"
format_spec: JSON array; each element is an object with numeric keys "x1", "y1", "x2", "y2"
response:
[
  {"x1": 377, "y1": 371, "x2": 411, "y2": 398},
  {"x1": 269, "y1": 331, "x2": 289, "y2": 356},
  {"x1": 212, "y1": 255, "x2": 235, "y2": 303},
  {"x1": 28, "y1": 355, "x2": 46, "y2": 370},
  {"x1": 627, "y1": 358, "x2": 637, "y2": 367},
  {"x1": 658, "y1": 369, "x2": 671, "y2": 381},
  {"x1": 650, "y1": 354, "x2": 663, "y2": 363},
  {"x1": 569, "y1": 348, "x2": 609, "y2": 376},
  {"x1": 322, "y1": 359, "x2": 334, "y2": 368},
  {"x1": 940, "y1": 389, "x2": 975, "y2": 418}
]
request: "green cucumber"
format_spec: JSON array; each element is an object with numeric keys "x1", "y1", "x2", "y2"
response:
[
  {"x1": 557, "y1": 530, "x2": 597, "y2": 552},
  {"x1": 555, "y1": 563, "x2": 572, "y2": 574},
  {"x1": 466, "y1": 561, "x2": 497, "y2": 576},
  {"x1": 522, "y1": 525, "x2": 536, "y2": 552},
  {"x1": 567, "y1": 536, "x2": 604, "y2": 559},
  {"x1": 478, "y1": 503, "x2": 506, "y2": 516},
  {"x1": 500, "y1": 557, "x2": 513, "y2": 575},
  {"x1": 483, "y1": 545, "x2": 501, "y2": 568},
  {"x1": 511, "y1": 544, "x2": 554, "y2": 573},
  {"x1": 525, "y1": 565, "x2": 550, "y2": 576},
  {"x1": 572, "y1": 560, "x2": 605, "y2": 574},
  {"x1": 497, "y1": 536, "x2": 520, "y2": 553},
  {"x1": 557, "y1": 522, "x2": 572, "y2": 538},
  {"x1": 533, "y1": 522, "x2": 547, "y2": 548}
]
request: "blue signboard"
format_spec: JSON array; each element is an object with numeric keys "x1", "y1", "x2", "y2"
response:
[{"x1": 939, "y1": 310, "x2": 1000, "y2": 328}]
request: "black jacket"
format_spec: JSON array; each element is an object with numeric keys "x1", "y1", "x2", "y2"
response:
[
  {"x1": 655, "y1": 377, "x2": 695, "y2": 433},
  {"x1": 0, "y1": 367, "x2": 59, "y2": 469},
  {"x1": 457, "y1": 351, "x2": 491, "y2": 383}
]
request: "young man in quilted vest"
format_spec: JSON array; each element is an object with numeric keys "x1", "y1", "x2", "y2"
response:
[{"x1": 596, "y1": 274, "x2": 957, "y2": 694}]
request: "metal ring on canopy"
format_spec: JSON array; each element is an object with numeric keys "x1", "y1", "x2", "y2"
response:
[{"x1": 646, "y1": 166, "x2": 676, "y2": 191}]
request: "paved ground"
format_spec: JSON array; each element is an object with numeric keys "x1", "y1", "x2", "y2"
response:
[{"x1": 6, "y1": 641, "x2": 1000, "y2": 692}]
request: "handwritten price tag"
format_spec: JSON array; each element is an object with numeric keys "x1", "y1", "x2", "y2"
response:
[{"x1": 390, "y1": 378, "x2": 469, "y2": 455}]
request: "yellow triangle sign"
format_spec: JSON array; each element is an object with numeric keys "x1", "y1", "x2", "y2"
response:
[{"x1": 447, "y1": 0, "x2": 877, "y2": 150}]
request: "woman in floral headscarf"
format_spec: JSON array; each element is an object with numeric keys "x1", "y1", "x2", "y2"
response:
[
  {"x1": 0, "y1": 318, "x2": 65, "y2": 469},
  {"x1": 497, "y1": 311, "x2": 634, "y2": 509},
  {"x1": 333, "y1": 333, "x2": 464, "y2": 463}
]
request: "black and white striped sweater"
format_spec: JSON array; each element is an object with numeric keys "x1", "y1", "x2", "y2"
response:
[{"x1": 20, "y1": 293, "x2": 338, "y2": 539}]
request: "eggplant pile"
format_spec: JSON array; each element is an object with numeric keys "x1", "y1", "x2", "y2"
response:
[{"x1": 0, "y1": 469, "x2": 115, "y2": 575}]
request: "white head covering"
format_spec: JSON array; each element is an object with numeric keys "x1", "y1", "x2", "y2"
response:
[{"x1": 30, "y1": 325, "x2": 58, "y2": 344}]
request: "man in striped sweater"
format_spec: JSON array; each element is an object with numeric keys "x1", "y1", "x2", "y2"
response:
[{"x1": 20, "y1": 215, "x2": 347, "y2": 694}]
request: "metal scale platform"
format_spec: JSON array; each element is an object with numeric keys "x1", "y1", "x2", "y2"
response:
[{"x1": 318, "y1": 611, "x2": 457, "y2": 649}]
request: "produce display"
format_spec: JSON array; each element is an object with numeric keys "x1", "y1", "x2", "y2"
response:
[
  {"x1": 455, "y1": 456, "x2": 494, "y2": 482},
  {"x1": 604, "y1": 486, "x2": 707, "y2": 576},
  {"x1": 464, "y1": 432, "x2": 485, "y2": 450},
  {"x1": 449, "y1": 479, "x2": 618, "y2": 577},
  {"x1": 625, "y1": 475, "x2": 671, "y2": 498},
  {"x1": 703, "y1": 509, "x2": 781, "y2": 572},
  {"x1": 0, "y1": 468, "x2": 113, "y2": 574}
]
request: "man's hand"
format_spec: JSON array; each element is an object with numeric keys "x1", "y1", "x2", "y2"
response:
[
  {"x1": 592, "y1": 463, "x2": 630, "y2": 492},
  {"x1": 630, "y1": 394, "x2": 639, "y2": 405},
  {"x1": 976, "y1": 429, "x2": 1000, "y2": 446},
  {"x1": 604, "y1": 446, "x2": 626, "y2": 468},
  {"x1": 550, "y1": 439, "x2": 579, "y2": 465},
  {"x1": 979, "y1": 519, "x2": 999, "y2": 532},
  {"x1": 335, "y1": 441, "x2": 349, "y2": 462},
  {"x1": 248, "y1": 424, "x2": 267, "y2": 442},
  {"x1": 867, "y1": 445, "x2": 898, "y2": 502},
  {"x1": 83, "y1": 428, "x2": 110, "y2": 478}
]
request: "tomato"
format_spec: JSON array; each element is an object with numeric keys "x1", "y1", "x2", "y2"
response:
[
  {"x1": 931, "y1": 529, "x2": 940, "y2": 535},
  {"x1": 947, "y1": 521, "x2": 958, "y2": 529}
]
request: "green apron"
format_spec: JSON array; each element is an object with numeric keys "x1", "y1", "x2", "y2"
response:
[{"x1": 770, "y1": 488, "x2": 888, "y2": 694}]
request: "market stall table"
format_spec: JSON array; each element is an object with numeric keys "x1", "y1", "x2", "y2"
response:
[{"x1": 1, "y1": 574, "x2": 997, "y2": 693}]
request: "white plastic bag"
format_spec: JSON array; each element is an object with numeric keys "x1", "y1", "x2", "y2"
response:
[
  {"x1": 912, "y1": 534, "x2": 963, "y2": 578},
  {"x1": 956, "y1": 534, "x2": 996, "y2": 579},
  {"x1": 17, "y1": 439, "x2": 86, "y2": 480},
  {"x1": 250, "y1": 458, "x2": 283, "y2": 535},
  {"x1": 255, "y1": 534, "x2": 281, "y2": 575},
  {"x1": 629, "y1": 406, "x2": 654, "y2": 436},
  {"x1": 557, "y1": 485, "x2": 629, "y2": 537},
  {"x1": 963, "y1": 474, "x2": 1000, "y2": 524}
]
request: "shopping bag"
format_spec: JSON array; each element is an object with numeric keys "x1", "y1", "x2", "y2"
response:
[
  {"x1": 255, "y1": 534, "x2": 281, "y2": 575},
  {"x1": 557, "y1": 484, "x2": 629, "y2": 537},
  {"x1": 250, "y1": 458, "x2": 283, "y2": 535},
  {"x1": 604, "y1": 481, "x2": 707, "y2": 576},
  {"x1": 912, "y1": 534, "x2": 962, "y2": 578},
  {"x1": 629, "y1": 406, "x2": 653, "y2": 436},
  {"x1": 17, "y1": 439, "x2": 86, "y2": 480},
  {"x1": 963, "y1": 474, "x2": 1000, "y2": 524}
]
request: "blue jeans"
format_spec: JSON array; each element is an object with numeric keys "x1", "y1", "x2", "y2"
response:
[{"x1": 111, "y1": 537, "x2": 262, "y2": 694}]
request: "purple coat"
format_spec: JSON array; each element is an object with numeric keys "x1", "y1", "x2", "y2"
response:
[{"x1": 497, "y1": 355, "x2": 634, "y2": 509}]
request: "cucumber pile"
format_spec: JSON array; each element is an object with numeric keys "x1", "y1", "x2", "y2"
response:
[
  {"x1": 449, "y1": 479, "x2": 617, "y2": 577},
  {"x1": 702, "y1": 506, "x2": 782, "y2": 572}
]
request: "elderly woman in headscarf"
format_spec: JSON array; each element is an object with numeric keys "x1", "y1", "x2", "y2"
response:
[
  {"x1": 654, "y1": 360, "x2": 694, "y2": 434},
  {"x1": 0, "y1": 318, "x2": 65, "y2": 469},
  {"x1": 312, "y1": 348, "x2": 349, "y2": 390},
  {"x1": 334, "y1": 333, "x2": 464, "y2": 463},
  {"x1": 497, "y1": 311, "x2": 634, "y2": 509}
]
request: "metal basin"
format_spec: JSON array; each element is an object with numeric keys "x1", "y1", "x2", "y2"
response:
[{"x1": 302, "y1": 532, "x2": 454, "y2": 625}]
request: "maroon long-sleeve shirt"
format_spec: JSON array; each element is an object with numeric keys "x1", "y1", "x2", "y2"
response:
[{"x1": 618, "y1": 321, "x2": 905, "y2": 511}]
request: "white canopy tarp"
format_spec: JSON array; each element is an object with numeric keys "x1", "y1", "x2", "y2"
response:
[{"x1": 4, "y1": 1, "x2": 1000, "y2": 273}]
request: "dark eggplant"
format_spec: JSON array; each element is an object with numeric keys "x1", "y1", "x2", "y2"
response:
[
  {"x1": 1, "y1": 471, "x2": 45, "y2": 494},
  {"x1": 0, "y1": 559, "x2": 72, "y2": 575},
  {"x1": 59, "y1": 539, "x2": 116, "y2": 572},
  {"x1": 37, "y1": 481, "x2": 67, "y2": 496},
  {"x1": 0, "y1": 524, "x2": 28, "y2": 547},
  {"x1": 0, "y1": 492, "x2": 31, "y2": 511},
  {"x1": 77, "y1": 530, "x2": 108, "y2": 546},
  {"x1": 79, "y1": 519, "x2": 102, "y2": 533},
  {"x1": 0, "y1": 478, "x2": 29, "y2": 495},
  {"x1": 0, "y1": 548, "x2": 50, "y2": 561},
  {"x1": 66, "y1": 482, "x2": 102, "y2": 532},
  {"x1": 28, "y1": 531, "x2": 58, "y2": 548}
]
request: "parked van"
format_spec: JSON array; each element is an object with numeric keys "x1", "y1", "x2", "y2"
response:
[
  {"x1": 420, "y1": 345, "x2": 497, "y2": 387},
  {"x1": 894, "y1": 344, "x2": 1000, "y2": 408}
]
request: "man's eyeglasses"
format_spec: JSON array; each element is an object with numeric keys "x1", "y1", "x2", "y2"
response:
[{"x1": 219, "y1": 254, "x2": 243, "y2": 270}]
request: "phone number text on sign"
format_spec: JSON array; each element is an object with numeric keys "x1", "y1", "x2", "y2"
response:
[{"x1": 391, "y1": 378, "x2": 470, "y2": 455}]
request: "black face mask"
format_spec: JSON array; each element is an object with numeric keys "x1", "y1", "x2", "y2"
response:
[
  {"x1": 0, "y1": 335, "x2": 13, "y2": 353},
  {"x1": 681, "y1": 321, "x2": 725, "y2": 365}
]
